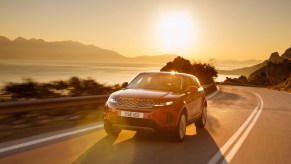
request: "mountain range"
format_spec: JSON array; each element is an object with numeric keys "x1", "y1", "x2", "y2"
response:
[
  {"x1": 0, "y1": 36, "x2": 177, "y2": 63},
  {"x1": 0, "y1": 36, "x2": 267, "y2": 66}
]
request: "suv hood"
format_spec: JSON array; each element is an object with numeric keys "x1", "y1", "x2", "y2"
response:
[{"x1": 111, "y1": 89, "x2": 183, "y2": 100}]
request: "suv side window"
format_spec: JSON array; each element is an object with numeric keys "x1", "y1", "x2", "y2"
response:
[{"x1": 183, "y1": 76, "x2": 199, "y2": 91}]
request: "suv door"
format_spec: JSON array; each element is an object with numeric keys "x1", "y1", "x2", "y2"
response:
[{"x1": 183, "y1": 77, "x2": 203, "y2": 121}]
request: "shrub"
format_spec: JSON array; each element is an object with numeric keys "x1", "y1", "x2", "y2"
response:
[{"x1": 160, "y1": 56, "x2": 217, "y2": 85}]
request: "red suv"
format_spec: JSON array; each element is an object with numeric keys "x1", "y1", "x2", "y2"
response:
[{"x1": 103, "y1": 72, "x2": 207, "y2": 142}]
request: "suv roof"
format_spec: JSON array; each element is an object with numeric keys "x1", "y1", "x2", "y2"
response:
[{"x1": 139, "y1": 71, "x2": 197, "y2": 78}]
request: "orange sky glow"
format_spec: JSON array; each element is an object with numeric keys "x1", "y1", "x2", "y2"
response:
[{"x1": 0, "y1": 0, "x2": 290, "y2": 60}]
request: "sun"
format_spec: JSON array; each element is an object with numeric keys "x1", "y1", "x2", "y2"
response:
[{"x1": 156, "y1": 11, "x2": 197, "y2": 55}]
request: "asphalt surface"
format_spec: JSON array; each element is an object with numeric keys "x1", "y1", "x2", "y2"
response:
[{"x1": 0, "y1": 85, "x2": 290, "y2": 164}]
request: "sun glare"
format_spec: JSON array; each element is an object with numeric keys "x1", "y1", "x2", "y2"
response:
[{"x1": 156, "y1": 11, "x2": 197, "y2": 55}]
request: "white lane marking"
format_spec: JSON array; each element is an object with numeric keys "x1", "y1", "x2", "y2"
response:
[
  {"x1": 0, "y1": 124, "x2": 104, "y2": 154},
  {"x1": 221, "y1": 91, "x2": 264, "y2": 163},
  {"x1": 207, "y1": 107, "x2": 259, "y2": 164},
  {"x1": 207, "y1": 86, "x2": 220, "y2": 99},
  {"x1": 208, "y1": 89, "x2": 264, "y2": 164}
]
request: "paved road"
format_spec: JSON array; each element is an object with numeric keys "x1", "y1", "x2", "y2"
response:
[{"x1": 0, "y1": 86, "x2": 290, "y2": 164}]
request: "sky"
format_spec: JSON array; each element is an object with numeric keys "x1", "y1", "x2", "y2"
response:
[{"x1": 0, "y1": 0, "x2": 291, "y2": 60}]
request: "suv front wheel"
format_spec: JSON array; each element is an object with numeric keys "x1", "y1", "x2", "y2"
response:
[
  {"x1": 172, "y1": 112, "x2": 187, "y2": 142},
  {"x1": 104, "y1": 122, "x2": 121, "y2": 137}
]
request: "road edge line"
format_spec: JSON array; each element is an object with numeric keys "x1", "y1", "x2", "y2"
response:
[{"x1": 0, "y1": 123, "x2": 104, "y2": 154}]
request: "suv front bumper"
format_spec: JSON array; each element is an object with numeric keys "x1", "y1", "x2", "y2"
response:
[{"x1": 103, "y1": 103, "x2": 183, "y2": 132}]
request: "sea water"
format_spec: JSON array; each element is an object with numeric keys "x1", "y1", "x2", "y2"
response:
[{"x1": 0, "y1": 59, "x2": 241, "y2": 86}]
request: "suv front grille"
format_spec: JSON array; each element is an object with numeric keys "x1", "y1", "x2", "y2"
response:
[{"x1": 116, "y1": 97, "x2": 154, "y2": 108}]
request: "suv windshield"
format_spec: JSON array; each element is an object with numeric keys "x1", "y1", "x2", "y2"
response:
[{"x1": 127, "y1": 73, "x2": 184, "y2": 92}]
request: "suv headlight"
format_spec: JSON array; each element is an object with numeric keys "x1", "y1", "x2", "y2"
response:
[
  {"x1": 154, "y1": 101, "x2": 174, "y2": 107},
  {"x1": 108, "y1": 97, "x2": 117, "y2": 103}
]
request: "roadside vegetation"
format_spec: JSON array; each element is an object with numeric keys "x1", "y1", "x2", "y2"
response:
[
  {"x1": 0, "y1": 77, "x2": 121, "y2": 102},
  {"x1": 271, "y1": 75, "x2": 291, "y2": 93},
  {"x1": 161, "y1": 56, "x2": 217, "y2": 85}
]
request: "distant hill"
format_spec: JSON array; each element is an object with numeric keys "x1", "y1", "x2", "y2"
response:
[
  {"x1": 268, "y1": 52, "x2": 285, "y2": 63},
  {"x1": 221, "y1": 59, "x2": 291, "y2": 90},
  {"x1": 218, "y1": 48, "x2": 291, "y2": 77},
  {"x1": 218, "y1": 63, "x2": 265, "y2": 77},
  {"x1": 0, "y1": 36, "x2": 127, "y2": 62},
  {"x1": 0, "y1": 36, "x2": 176, "y2": 63},
  {"x1": 282, "y1": 47, "x2": 291, "y2": 59}
]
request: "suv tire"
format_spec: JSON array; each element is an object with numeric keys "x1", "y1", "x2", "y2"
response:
[
  {"x1": 173, "y1": 112, "x2": 187, "y2": 142},
  {"x1": 104, "y1": 122, "x2": 121, "y2": 137}
]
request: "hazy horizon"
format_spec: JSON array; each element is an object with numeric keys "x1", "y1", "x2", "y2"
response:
[
  {"x1": 1, "y1": 0, "x2": 291, "y2": 60},
  {"x1": 0, "y1": 59, "x2": 242, "y2": 86}
]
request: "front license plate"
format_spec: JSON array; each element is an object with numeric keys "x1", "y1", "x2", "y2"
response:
[{"x1": 121, "y1": 111, "x2": 144, "y2": 118}]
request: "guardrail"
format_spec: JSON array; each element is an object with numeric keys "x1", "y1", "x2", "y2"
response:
[
  {"x1": 0, "y1": 95, "x2": 108, "y2": 114},
  {"x1": 202, "y1": 83, "x2": 215, "y2": 89},
  {"x1": 202, "y1": 83, "x2": 217, "y2": 95},
  {"x1": 216, "y1": 82, "x2": 269, "y2": 88}
]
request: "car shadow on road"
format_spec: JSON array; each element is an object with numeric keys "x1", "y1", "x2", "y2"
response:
[
  {"x1": 73, "y1": 127, "x2": 225, "y2": 164},
  {"x1": 212, "y1": 90, "x2": 245, "y2": 101},
  {"x1": 209, "y1": 90, "x2": 248, "y2": 108}
]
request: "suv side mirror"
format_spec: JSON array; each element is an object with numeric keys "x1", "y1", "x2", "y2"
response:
[
  {"x1": 185, "y1": 86, "x2": 198, "y2": 94},
  {"x1": 121, "y1": 82, "x2": 128, "y2": 88}
]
